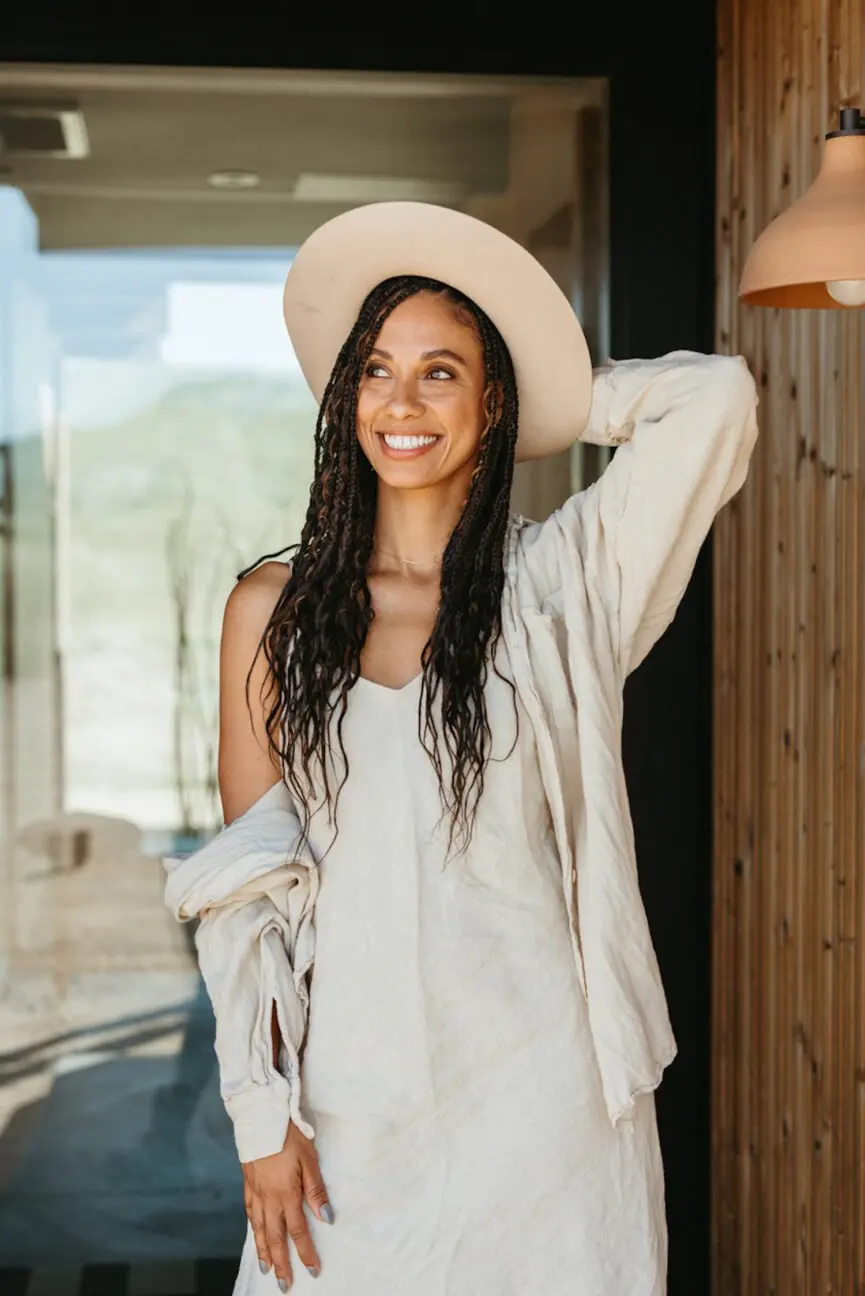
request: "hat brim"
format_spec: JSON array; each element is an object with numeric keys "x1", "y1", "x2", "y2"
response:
[{"x1": 282, "y1": 202, "x2": 593, "y2": 464}]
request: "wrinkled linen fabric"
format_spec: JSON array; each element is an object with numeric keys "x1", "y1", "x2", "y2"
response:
[{"x1": 164, "y1": 780, "x2": 319, "y2": 1159}]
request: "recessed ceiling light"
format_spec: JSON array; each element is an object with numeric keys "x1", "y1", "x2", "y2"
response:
[
  {"x1": 207, "y1": 170, "x2": 261, "y2": 190},
  {"x1": 293, "y1": 173, "x2": 469, "y2": 203}
]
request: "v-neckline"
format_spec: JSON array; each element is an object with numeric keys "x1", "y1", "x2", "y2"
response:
[{"x1": 355, "y1": 672, "x2": 423, "y2": 697}]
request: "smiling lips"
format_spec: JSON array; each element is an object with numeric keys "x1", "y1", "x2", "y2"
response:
[{"x1": 378, "y1": 432, "x2": 441, "y2": 458}]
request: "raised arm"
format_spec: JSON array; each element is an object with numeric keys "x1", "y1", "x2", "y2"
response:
[{"x1": 542, "y1": 350, "x2": 759, "y2": 677}]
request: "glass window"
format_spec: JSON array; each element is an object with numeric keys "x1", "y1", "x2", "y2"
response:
[{"x1": 0, "y1": 64, "x2": 608, "y2": 1281}]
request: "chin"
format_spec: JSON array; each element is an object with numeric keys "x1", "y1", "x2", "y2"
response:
[{"x1": 374, "y1": 461, "x2": 442, "y2": 490}]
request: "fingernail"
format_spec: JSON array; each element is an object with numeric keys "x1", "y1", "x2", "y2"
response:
[
  {"x1": 277, "y1": 1280, "x2": 288, "y2": 1293},
  {"x1": 319, "y1": 1203, "x2": 334, "y2": 1224},
  {"x1": 259, "y1": 1259, "x2": 269, "y2": 1274},
  {"x1": 305, "y1": 1266, "x2": 320, "y2": 1278}
]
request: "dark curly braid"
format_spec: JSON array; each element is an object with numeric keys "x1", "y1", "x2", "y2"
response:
[{"x1": 241, "y1": 274, "x2": 519, "y2": 852}]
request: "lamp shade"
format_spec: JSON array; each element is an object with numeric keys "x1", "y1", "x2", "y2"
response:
[{"x1": 739, "y1": 107, "x2": 865, "y2": 308}]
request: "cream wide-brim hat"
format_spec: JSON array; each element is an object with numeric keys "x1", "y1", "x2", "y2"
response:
[{"x1": 282, "y1": 202, "x2": 593, "y2": 463}]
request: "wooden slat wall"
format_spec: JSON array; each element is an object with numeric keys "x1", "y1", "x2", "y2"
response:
[{"x1": 714, "y1": 0, "x2": 864, "y2": 1291}]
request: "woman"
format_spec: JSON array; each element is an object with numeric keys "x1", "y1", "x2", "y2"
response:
[{"x1": 164, "y1": 202, "x2": 758, "y2": 1295}]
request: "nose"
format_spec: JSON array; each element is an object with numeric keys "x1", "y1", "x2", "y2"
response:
[{"x1": 385, "y1": 373, "x2": 425, "y2": 420}]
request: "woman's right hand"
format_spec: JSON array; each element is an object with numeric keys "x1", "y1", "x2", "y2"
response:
[{"x1": 242, "y1": 1121, "x2": 333, "y2": 1288}]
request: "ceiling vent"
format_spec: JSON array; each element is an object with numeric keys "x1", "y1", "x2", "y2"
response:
[{"x1": 0, "y1": 100, "x2": 90, "y2": 159}]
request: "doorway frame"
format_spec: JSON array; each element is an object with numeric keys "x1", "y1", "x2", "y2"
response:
[{"x1": 1, "y1": 9, "x2": 718, "y2": 1290}]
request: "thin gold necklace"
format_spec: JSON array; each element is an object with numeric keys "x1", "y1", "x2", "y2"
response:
[{"x1": 373, "y1": 547, "x2": 443, "y2": 567}]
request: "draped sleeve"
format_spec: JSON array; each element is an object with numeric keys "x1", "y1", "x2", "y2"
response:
[
  {"x1": 163, "y1": 780, "x2": 319, "y2": 1163},
  {"x1": 535, "y1": 350, "x2": 759, "y2": 678}
]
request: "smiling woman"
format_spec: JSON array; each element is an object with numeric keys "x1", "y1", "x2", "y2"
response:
[
  {"x1": 250, "y1": 271, "x2": 521, "y2": 844},
  {"x1": 163, "y1": 201, "x2": 759, "y2": 1296}
]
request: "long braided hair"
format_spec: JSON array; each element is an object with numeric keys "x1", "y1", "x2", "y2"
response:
[{"x1": 243, "y1": 274, "x2": 519, "y2": 852}]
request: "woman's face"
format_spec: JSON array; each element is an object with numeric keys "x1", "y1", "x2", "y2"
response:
[{"x1": 355, "y1": 291, "x2": 487, "y2": 490}]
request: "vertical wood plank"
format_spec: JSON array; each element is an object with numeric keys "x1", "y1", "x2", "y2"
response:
[{"x1": 714, "y1": 0, "x2": 864, "y2": 1290}]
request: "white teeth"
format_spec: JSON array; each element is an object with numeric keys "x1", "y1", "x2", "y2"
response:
[{"x1": 383, "y1": 434, "x2": 438, "y2": 450}]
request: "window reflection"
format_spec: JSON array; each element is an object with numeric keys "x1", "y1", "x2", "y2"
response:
[
  {"x1": 0, "y1": 233, "x2": 315, "y2": 1270},
  {"x1": 0, "y1": 65, "x2": 608, "y2": 1283}
]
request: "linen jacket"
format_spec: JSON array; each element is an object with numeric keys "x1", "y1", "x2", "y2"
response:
[{"x1": 164, "y1": 349, "x2": 759, "y2": 1164}]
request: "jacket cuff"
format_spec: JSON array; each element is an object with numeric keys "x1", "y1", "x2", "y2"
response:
[{"x1": 227, "y1": 1080, "x2": 292, "y2": 1164}]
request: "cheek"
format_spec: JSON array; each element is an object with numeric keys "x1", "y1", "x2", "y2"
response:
[
  {"x1": 446, "y1": 388, "x2": 486, "y2": 450},
  {"x1": 355, "y1": 386, "x2": 377, "y2": 434}
]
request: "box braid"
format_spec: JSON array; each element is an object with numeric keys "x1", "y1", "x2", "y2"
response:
[{"x1": 246, "y1": 274, "x2": 519, "y2": 853}]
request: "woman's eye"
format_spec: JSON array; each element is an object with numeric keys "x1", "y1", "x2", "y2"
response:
[
  {"x1": 364, "y1": 363, "x2": 389, "y2": 378},
  {"x1": 427, "y1": 367, "x2": 454, "y2": 381}
]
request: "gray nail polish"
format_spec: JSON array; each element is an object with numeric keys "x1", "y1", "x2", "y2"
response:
[
  {"x1": 305, "y1": 1266, "x2": 320, "y2": 1278},
  {"x1": 259, "y1": 1259, "x2": 269, "y2": 1274},
  {"x1": 277, "y1": 1280, "x2": 288, "y2": 1293},
  {"x1": 320, "y1": 1203, "x2": 334, "y2": 1224}
]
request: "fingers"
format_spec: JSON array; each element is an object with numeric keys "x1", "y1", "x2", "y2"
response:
[
  {"x1": 246, "y1": 1191, "x2": 272, "y2": 1276},
  {"x1": 285, "y1": 1197, "x2": 321, "y2": 1277},
  {"x1": 302, "y1": 1155, "x2": 335, "y2": 1226},
  {"x1": 244, "y1": 1135, "x2": 330, "y2": 1286},
  {"x1": 265, "y1": 1203, "x2": 294, "y2": 1290}
]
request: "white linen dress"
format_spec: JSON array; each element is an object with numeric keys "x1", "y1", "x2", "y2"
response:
[
  {"x1": 233, "y1": 641, "x2": 667, "y2": 1295},
  {"x1": 169, "y1": 351, "x2": 760, "y2": 1296}
]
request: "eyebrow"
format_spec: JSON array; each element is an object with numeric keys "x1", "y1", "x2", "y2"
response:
[{"x1": 369, "y1": 347, "x2": 468, "y2": 366}]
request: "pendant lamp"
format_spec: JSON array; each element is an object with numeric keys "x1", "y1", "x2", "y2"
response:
[{"x1": 739, "y1": 107, "x2": 865, "y2": 308}]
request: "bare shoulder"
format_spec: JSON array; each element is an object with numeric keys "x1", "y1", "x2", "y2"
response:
[
  {"x1": 223, "y1": 560, "x2": 292, "y2": 644},
  {"x1": 219, "y1": 561, "x2": 292, "y2": 817}
]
